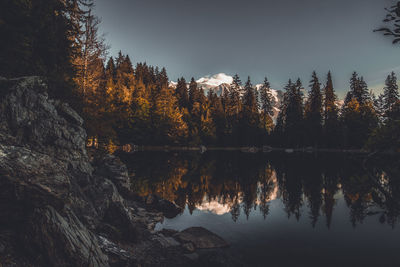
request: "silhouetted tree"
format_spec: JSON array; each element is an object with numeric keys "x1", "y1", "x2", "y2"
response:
[
  {"x1": 323, "y1": 71, "x2": 340, "y2": 147},
  {"x1": 304, "y1": 71, "x2": 323, "y2": 147}
]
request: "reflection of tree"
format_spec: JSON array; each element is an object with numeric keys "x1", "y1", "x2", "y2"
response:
[
  {"x1": 321, "y1": 172, "x2": 340, "y2": 229},
  {"x1": 341, "y1": 159, "x2": 375, "y2": 227},
  {"x1": 119, "y1": 151, "x2": 400, "y2": 227},
  {"x1": 274, "y1": 156, "x2": 303, "y2": 221},
  {"x1": 230, "y1": 197, "x2": 241, "y2": 222},
  {"x1": 303, "y1": 164, "x2": 323, "y2": 228},
  {"x1": 364, "y1": 160, "x2": 400, "y2": 228},
  {"x1": 258, "y1": 165, "x2": 276, "y2": 219}
]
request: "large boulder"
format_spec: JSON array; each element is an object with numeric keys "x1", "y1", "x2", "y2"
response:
[
  {"x1": 0, "y1": 77, "x2": 117, "y2": 266},
  {"x1": 174, "y1": 227, "x2": 229, "y2": 249},
  {"x1": 25, "y1": 206, "x2": 109, "y2": 267},
  {"x1": 0, "y1": 76, "x2": 92, "y2": 177},
  {"x1": 94, "y1": 154, "x2": 133, "y2": 199},
  {"x1": 145, "y1": 194, "x2": 183, "y2": 218}
]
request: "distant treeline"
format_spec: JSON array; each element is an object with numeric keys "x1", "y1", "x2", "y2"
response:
[{"x1": 1, "y1": 0, "x2": 399, "y2": 151}]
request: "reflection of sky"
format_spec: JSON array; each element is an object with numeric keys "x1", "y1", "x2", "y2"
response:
[
  {"x1": 195, "y1": 173, "x2": 279, "y2": 215},
  {"x1": 156, "y1": 190, "x2": 400, "y2": 266}
]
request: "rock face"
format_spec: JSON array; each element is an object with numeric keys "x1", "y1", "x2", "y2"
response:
[{"x1": 0, "y1": 77, "x2": 234, "y2": 266}]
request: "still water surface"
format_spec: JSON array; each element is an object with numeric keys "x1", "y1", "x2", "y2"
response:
[{"x1": 119, "y1": 151, "x2": 400, "y2": 267}]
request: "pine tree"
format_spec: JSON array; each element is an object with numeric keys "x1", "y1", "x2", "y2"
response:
[
  {"x1": 242, "y1": 77, "x2": 258, "y2": 114},
  {"x1": 347, "y1": 72, "x2": 369, "y2": 105},
  {"x1": 382, "y1": 72, "x2": 400, "y2": 119},
  {"x1": 259, "y1": 77, "x2": 274, "y2": 117},
  {"x1": 273, "y1": 80, "x2": 291, "y2": 145},
  {"x1": 258, "y1": 77, "x2": 274, "y2": 134},
  {"x1": 229, "y1": 74, "x2": 242, "y2": 117},
  {"x1": 284, "y1": 78, "x2": 304, "y2": 147},
  {"x1": 175, "y1": 77, "x2": 189, "y2": 109},
  {"x1": 153, "y1": 84, "x2": 188, "y2": 143},
  {"x1": 226, "y1": 74, "x2": 242, "y2": 144},
  {"x1": 0, "y1": 0, "x2": 89, "y2": 100},
  {"x1": 304, "y1": 71, "x2": 323, "y2": 147},
  {"x1": 323, "y1": 71, "x2": 339, "y2": 147},
  {"x1": 241, "y1": 76, "x2": 260, "y2": 144},
  {"x1": 208, "y1": 91, "x2": 226, "y2": 144},
  {"x1": 188, "y1": 77, "x2": 199, "y2": 112},
  {"x1": 341, "y1": 76, "x2": 378, "y2": 148}
]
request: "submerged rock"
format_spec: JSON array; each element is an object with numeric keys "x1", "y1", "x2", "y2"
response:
[
  {"x1": 174, "y1": 227, "x2": 229, "y2": 249},
  {"x1": 145, "y1": 194, "x2": 183, "y2": 218}
]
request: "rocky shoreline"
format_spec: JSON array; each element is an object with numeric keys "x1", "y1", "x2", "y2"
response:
[{"x1": 0, "y1": 77, "x2": 239, "y2": 266}]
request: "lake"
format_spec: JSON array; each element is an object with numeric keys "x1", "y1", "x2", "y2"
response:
[{"x1": 119, "y1": 151, "x2": 400, "y2": 267}]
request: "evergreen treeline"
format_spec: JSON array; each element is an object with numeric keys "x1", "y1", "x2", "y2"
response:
[{"x1": 1, "y1": 0, "x2": 399, "y2": 151}]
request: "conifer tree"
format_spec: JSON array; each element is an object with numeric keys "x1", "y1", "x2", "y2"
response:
[
  {"x1": 341, "y1": 76, "x2": 377, "y2": 148},
  {"x1": 175, "y1": 77, "x2": 189, "y2": 109},
  {"x1": 242, "y1": 76, "x2": 258, "y2": 114},
  {"x1": 0, "y1": 0, "x2": 90, "y2": 100},
  {"x1": 208, "y1": 91, "x2": 226, "y2": 144},
  {"x1": 284, "y1": 78, "x2": 304, "y2": 147},
  {"x1": 241, "y1": 77, "x2": 260, "y2": 144},
  {"x1": 259, "y1": 77, "x2": 274, "y2": 117},
  {"x1": 153, "y1": 84, "x2": 188, "y2": 143},
  {"x1": 227, "y1": 74, "x2": 242, "y2": 144},
  {"x1": 259, "y1": 77, "x2": 274, "y2": 134},
  {"x1": 188, "y1": 77, "x2": 200, "y2": 112},
  {"x1": 323, "y1": 71, "x2": 339, "y2": 147},
  {"x1": 273, "y1": 80, "x2": 291, "y2": 145},
  {"x1": 304, "y1": 71, "x2": 323, "y2": 147},
  {"x1": 382, "y1": 72, "x2": 400, "y2": 119},
  {"x1": 105, "y1": 57, "x2": 116, "y2": 80},
  {"x1": 229, "y1": 74, "x2": 242, "y2": 117},
  {"x1": 347, "y1": 72, "x2": 369, "y2": 106}
]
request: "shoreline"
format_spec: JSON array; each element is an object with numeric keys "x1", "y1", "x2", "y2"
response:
[{"x1": 118, "y1": 144, "x2": 398, "y2": 155}]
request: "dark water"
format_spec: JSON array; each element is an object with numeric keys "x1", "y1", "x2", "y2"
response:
[{"x1": 119, "y1": 151, "x2": 400, "y2": 267}]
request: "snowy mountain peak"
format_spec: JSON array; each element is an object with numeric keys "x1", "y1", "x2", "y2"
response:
[{"x1": 196, "y1": 73, "x2": 233, "y2": 87}]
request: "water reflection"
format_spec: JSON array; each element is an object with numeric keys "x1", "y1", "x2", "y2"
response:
[{"x1": 119, "y1": 151, "x2": 400, "y2": 228}]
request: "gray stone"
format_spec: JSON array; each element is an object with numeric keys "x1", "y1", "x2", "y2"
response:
[
  {"x1": 27, "y1": 206, "x2": 109, "y2": 267},
  {"x1": 184, "y1": 253, "x2": 199, "y2": 261},
  {"x1": 174, "y1": 227, "x2": 229, "y2": 249},
  {"x1": 182, "y1": 242, "x2": 196, "y2": 253},
  {"x1": 153, "y1": 234, "x2": 180, "y2": 248}
]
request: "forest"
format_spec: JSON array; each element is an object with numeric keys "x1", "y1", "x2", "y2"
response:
[{"x1": 1, "y1": 0, "x2": 399, "y2": 152}]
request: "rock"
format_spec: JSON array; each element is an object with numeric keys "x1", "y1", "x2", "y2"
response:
[
  {"x1": 55, "y1": 101, "x2": 84, "y2": 126},
  {"x1": 26, "y1": 206, "x2": 109, "y2": 267},
  {"x1": 0, "y1": 77, "x2": 92, "y2": 180},
  {"x1": 158, "y1": 199, "x2": 183, "y2": 218},
  {"x1": 146, "y1": 194, "x2": 182, "y2": 219},
  {"x1": 159, "y1": 228, "x2": 179, "y2": 237},
  {"x1": 182, "y1": 242, "x2": 196, "y2": 253},
  {"x1": 153, "y1": 234, "x2": 180, "y2": 248},
  {"x1": 174, "y1": 227, "x2": 229, "y2": 249},
  {"x1": 184, "y1": 253, "x2": 199, "y2": 261},
  {"x1": 0, "y1": 241, "x2": 5, "y2": 253},
  {"x1": 98, "y1": 235, "x2": 135, "y2": 266},
  {"x1": 102, "y1": 201, "x2": 143, "y2": 242},
  {"x1": 95, "y1": 154, "x2": 133, "y2": 198}
]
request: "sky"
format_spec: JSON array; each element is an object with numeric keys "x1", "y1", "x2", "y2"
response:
[{"x1": 94, "y1": 0, "x2": 400, "y2": 98}]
